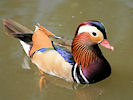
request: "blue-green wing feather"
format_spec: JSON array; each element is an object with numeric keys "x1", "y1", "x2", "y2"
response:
[{"x1": 54, "y1": 45, "x2": 74, "y2": 65}]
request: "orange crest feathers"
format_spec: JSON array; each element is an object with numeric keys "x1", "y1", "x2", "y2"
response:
[{"x1": 38, "y1": 24, "x2": 55, "y2": 36}]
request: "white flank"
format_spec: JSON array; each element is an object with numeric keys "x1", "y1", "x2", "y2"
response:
[{"x1": 19, "y1": 40, "x2": 31, "y2": 56}]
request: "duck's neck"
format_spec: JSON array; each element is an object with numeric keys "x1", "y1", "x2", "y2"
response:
[{"x1": 72, "y1": 33, "x2": 102, "y2": 69}]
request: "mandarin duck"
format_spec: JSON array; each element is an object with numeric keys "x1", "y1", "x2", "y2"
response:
[{"x1": 3, "y1": 19, "x2": 114, "y2": 84}]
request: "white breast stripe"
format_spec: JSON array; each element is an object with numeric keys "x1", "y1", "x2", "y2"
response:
[
  {"x1": 73, "y1": 63, "x2": 80, "y2": 83},
  {"x1": 79, "y1": 66, "x2": 89, "y2": 84}
]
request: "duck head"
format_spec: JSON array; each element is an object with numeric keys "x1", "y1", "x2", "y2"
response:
[
  {"x1": 75, "y1": 21, "x2": 114, "y2": 50},
  {"x1": 72, "y1": 21, "x2": 114, "y2": 84}
]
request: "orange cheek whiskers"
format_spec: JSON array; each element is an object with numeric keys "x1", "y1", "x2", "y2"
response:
[{"x1": 72, "y1": 34, "x2": 98, "y2": 69}]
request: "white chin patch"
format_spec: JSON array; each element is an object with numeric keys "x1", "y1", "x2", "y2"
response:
[{"x1": 78, "y1": 25, "x2": 98, "y2": 34}]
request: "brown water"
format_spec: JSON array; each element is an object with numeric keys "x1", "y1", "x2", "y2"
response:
[{"x1": 0, "y1": 0, "x2": 133, "y2": 100}]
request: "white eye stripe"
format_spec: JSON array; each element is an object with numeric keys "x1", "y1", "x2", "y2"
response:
[
  {"x1": 78, "y1": 25, "x2": 99, "y2": 34},
  {"x1": 77, "y1": 24, "x2": 104, "y2": 44}
]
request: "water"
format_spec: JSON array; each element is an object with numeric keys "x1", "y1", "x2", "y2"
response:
[{"x1": 0, "y1": 0, "x2": 133, "y2": 100}]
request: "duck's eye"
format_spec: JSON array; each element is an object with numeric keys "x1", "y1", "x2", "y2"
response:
[{"x1": 92, "y1": 32, "x2": 97, "y2": 36}]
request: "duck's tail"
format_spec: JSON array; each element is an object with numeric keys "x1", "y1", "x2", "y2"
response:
[
  {"x1": 3, "y1": 19, "x2": 59, "y2": 56},
  {"x1": 3, "y1": 19, "x2": 33, "y2": 56}
]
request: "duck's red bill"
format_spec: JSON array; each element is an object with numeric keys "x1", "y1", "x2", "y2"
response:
[{"x1": 100, "y1": 39, "x2": 114, "y2": 51}]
